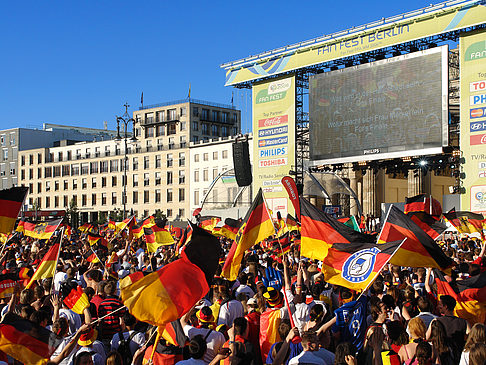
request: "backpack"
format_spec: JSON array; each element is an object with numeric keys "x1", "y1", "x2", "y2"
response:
[{"x1": 117, "y1": 330, "x2": 138, "y2": 365}]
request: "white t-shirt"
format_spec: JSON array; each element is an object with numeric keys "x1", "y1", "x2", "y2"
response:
[
  {"x1": 235, "y1": 285, "x2": 255, "y2": 300},
  {"x1": 111, "y1": 330, "x2": 146, "y2": 355},
  {"x1": 59, "y1": 308, "x2": 82, "y2": 335},
  {"x1": 183, "y1": 325, "x2": 225, "y2": 364},
  {"x1": 53, "y1": 271, "x2": 67, "y2": 293},
  {"x1": 217, "y1": 299, "x2": 244, "y2": 327}
]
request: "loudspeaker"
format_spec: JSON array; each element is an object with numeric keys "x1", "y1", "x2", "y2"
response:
[{"x1": 232, "y1": 141, "x2": 252, "y2": 187}]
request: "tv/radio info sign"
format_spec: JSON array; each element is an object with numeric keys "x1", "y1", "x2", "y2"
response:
[
  {"x1": 460, "y1": 29, "x2": 486, "y2": 214},
  {"x1": 252, "y1": 75, "x2": 295, "y2": 217},
  {"x1": 309, "y1": 46, "x2": 448, "y2": 164}
]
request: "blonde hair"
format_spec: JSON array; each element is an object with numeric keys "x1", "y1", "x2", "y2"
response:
[
  {"x1": 465, "y1": 323, "x2": 486, "y2": 351},
  {"x1": 408, "y1": 317, "x2": 426, "y2": 340}
]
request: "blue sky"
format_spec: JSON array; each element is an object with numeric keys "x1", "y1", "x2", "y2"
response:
[{"x1": 1, "y1": 0, "x2": 437, "y2": 134}]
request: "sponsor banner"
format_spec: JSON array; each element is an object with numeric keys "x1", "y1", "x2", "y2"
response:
[
  {"x1": 470, "y1": 185, "x2": 486, "y2": 213},
  {"x1": 259, "y1": 147, "x2": 288, "y2": 158},
  {"x1": 461, "y1": 29, "x2": 486, "y2": 213},
  {"x1": 262, "y1": 180, "x2": 281, "y2": 187},
  {"x1": 258, "y1": 125, "x2": 288, "y2": 137},
  {"x1": 258, "y1": 115, "x2": 288, "y2": 128},
  {"x1": 262, "y1": 186, "x2": 284, "y2": 193},
  {"x1": 471, "y1": 107, "x2": 486, "y2": 119},
  {"x1": 470, "y1": 120, "x2": 486, "y2": 132},
  {"x1": 258, "y1": 157, "x2": 288, "y2": 168},
  {"x1": 470, "y1": 94, "x2": 486, "y2": 106},
  {"x1": 470, "y1": 133, "x2": 486, "y2": 145},
  {"x1": 471, "y1": 80, "x2": 486, "y2": 92},
  {"x1": 258, "y1": 136, "x2": 288, "y2": 147},
  {"x1": 224, "y1": 3, "x2": 486, "y2": 86}
]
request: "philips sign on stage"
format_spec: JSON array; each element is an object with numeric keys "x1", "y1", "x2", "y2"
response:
[{"x1": 259, "y1": 147, "x2": 288, "y2": 158}]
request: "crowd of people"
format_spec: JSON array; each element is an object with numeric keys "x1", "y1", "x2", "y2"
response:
[{"x1": 1, "y1": 223, "x2": 486, "y2": 365}]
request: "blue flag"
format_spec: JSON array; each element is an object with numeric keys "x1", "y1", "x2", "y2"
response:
[{"x1": 332, "y1": 295, "x2": 367, "y2": 350}]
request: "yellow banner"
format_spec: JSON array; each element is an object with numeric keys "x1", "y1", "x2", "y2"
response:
[
  {"x1": 252, "y1": 76, "x2": 295, "y2": 217},
  {"x1": 225, "y1": 3, "x2": 486, "y2": 86},
  {"x1": 460, "y1": 29, "x2": 486, "y2": 215}
]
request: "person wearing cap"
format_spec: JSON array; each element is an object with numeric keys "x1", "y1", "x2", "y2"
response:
[
  {"x1": 181, "y1": 305, "x2": 226, "y2": 364},
  {"x1": 259, "y1": 286, "x2": 287, "y2": 362},
  {"x1": 75, "y1": 326, "x2": 106, "y2": 365},
  {"x1": 245, "y1": 297, "x2": 261, "y2": 362}
]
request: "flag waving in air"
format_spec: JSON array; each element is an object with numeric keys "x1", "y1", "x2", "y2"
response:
[
  {"x1": 321, "y1": 240, "x2": 403, "y2": 291},
  {"x1": 25, "y1": 240, "x2": 61, "y2": 289},
  {"x1": 443, "y1": 209, "x2": 485, "y2": 237},
  {"x1": 300, "y1": 197, "x2": 374, "y2": 261},
  {"x1": 221, "y1": 189, "x2": 275, "y2": 281},
  {"x1": 144, "y1": 222, "x2": 175, "y2": 253},
  {"x1": 0, "y1": 187, "x2": 28, "y2": 235},
  {"x1": 120, "y1": 225, "x2": 221, "y2": 326},
  {"x1": 22, "y1": 218, "x2": 63, "y2": 240}
]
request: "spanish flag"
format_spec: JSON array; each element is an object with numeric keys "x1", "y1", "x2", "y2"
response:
[
  {"x1": 120, "y1": 225, "x2": 221, "y2": 326},
  {"x1": 300, "y1": 197, "x2": 375, "y2": 261},
  {"x1": 407, "y1": 211, "x2": 447, "y2": 240},
  {"x1": 221, "y1": 189, "x2": 275, "y2": 281},
  {"x1": 0, "y1": 187, "x2": 28, "y2": 235},
  {"x1": 144, "y1": 223, "x2": 175, "y2": 253},
  {"x1": 434, "y1": 269, "x2": 486, "y2": 325},
  {"x1": 25, "y1": 242, "x2": 61, "y2": 288},
  {"x1": 321, "y1": 240, "x2": 403, "y2": 291},
  {"x1": 22, "y1": 218, "x2": 63, "y2": 240},
  {"x1": 378, "y1": 205, "x2": 453, "y2": 270},
  {"x1": 0, "y1": 312, "x2": 62, "y2": 364},
  {"x1": 443, "y1": 209, "x2": 485, "y2": 236}
]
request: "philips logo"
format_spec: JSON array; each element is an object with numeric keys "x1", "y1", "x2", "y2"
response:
[
  {"x1": 259, "y1": 147, "x2": 287, "y2": 158},
  {"x1": 470, "y1": 94, "x2": 486, "y2": 106}
]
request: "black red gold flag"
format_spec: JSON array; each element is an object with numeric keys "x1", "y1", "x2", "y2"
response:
[{"x1": 0, "y1": 187, "x2": 28, "y2": 235}]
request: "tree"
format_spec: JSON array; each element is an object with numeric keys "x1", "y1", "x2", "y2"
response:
[{"x1": 66, "y1": 198, "x2": 79, "y2": 228}]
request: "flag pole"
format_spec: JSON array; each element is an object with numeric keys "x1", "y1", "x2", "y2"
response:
[
  {"x1": 90, "y1": 305, "x2": 127, "y2": 325},
  {"x1": 91, "y1": 247, "x2": 106, "y2": 272},
  {"x1": 49, "y1": 226, "x2": 65, "y2": 294},
  {"x1": 376, "y1": 205, "x2": 393, "y2": 243},
  {"x1": 261, "y1": 191, "x2": 300, "y2": 342},
  {"x1": 355, "y1": 238, "x2": 406, "y2": 302}
]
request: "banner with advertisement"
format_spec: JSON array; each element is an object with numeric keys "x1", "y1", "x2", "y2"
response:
[
  {"x1": 224, "y1": 2, "x2": 486, "y2": 86},
  {"x1": 253, "y1": 75, "x2": 296, "y2": 218},
  {"x1": 460, "y1": 29, "x2": 486, "y2": 215}
]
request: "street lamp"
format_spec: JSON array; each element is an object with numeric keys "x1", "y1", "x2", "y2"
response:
[{"x1": 115, "y1": 103, "x2": 138, "y2": 219}]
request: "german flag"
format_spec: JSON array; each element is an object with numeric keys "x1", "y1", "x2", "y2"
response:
[
  {"x1": 300, "y1": 197, "x2": 375, "y2": 261},
  {"x1": 115, "y1": 216, "x2": 135, "y2": 235},
  {"x1": 120, "y1": 225, "x2": 221, "y2": 326},
  {"x1": 63, "y1": 224, "x2": 72, "y2": 238},
  {"x1": 83, "y1": 249, "x2": 100, "y2": 263},
  {"x1": 286, "y1": 214, "x2": 300, "y2": 233},
  {"x1": 404, "y1": 194, "x2": 442, "y2": 217},
  {"x1": 130, "y1": 223, "x2": 145, "y2": 240},
  {"x1": 407, "y1": 211, "x2": 447, "y2": 240},
  {"x1": 78, "y1": 222, "x2": 93, "y2": 233},
  {"x1": 434, "y1": 269, "x2": 486, "y2": 324},
  {"x1": 22, "y1": 218, "x2": 62, "y2": 240},
  {"x1": 62, "y1": 285, "x2": 90, "y2": 315},
  {"x1": 144, "y1": 223, "x2": 175, "y2": 253},
  {"x1": 270, "y1": 232, "x2": 291, "y2": 256},
  {"x1": 260, "y1": 308, "x2": 281, "y2": 362},
  {"x1": 161, "y1": 320, "x2": 188, "y2": 347},
  {"x1": 106, "y1": 252, "x2": 118, "y2": 269},
  {"x1": 142, "y1": 216, "x2": 156, "y2": 229},
  {"x1": 378, "y1": 205, "x2": 453, "y2": 270},
  {"x1": 18, "y1": 267, "x2": 33, "y2": 280},
  {"x1": 321, "y1": 240, "x2": 403, "y2": 291},
  {"x1": 0, "y1": 273, "x2": 19, "y2": 299},
  {"x1": 15, "y1": 219, "x2": 25, "y2": 233},
  {"x1": 108, "y1": 220, "x2": 116, "y2": 230},
  {"x1": 170, "y1": 226, "x2": 184, "y2": 241},
  {"x1": 443, "y1": 209, "x2": 485, "y2": 236},
  {"x1": 87, "y1": 232, "x2": 103, "y2": 246},
  {"x1": 220, "y1": 218, "x2": 241, "y2": 241},
  {"x1": 221, "y1": 189, "x2": 275, "y2": 280},
  {"x1": 0, "y1": 187, "x2": 28, "y2": 235},
  {"x1": 178, "y1": 224, "x2": 193, "y2": 249},
  {"x1": 199, "y1": 216, "x2": 221, "y2": 232},
  {"x1": 0, "y1": 312, "x2": 62, "y2": 364},
  {"x1": 25, "y1": 241, "x2": 61, "y2": 288}
]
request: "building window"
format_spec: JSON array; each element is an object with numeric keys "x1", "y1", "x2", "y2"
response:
[
  {"x1": 168, "y1": 137, "x2": 175, "y2": 150},
  {"x1": 37, "y1": 182, "x2": 42, "y2": 193},
  {"x1": 91, "y1": 177, "x2": 96, "y2": 188},
  {"x1": 144, "y1": 190, "x2": 150, "y2": 203},
  {"x1": 213, "y1": 168, "x2": 218, "y2": 180},
  {"x1": 101, "y1": 193, "x2": 107, "y2": 205},
  {"x1": 29, "y1": 169, "x2": 33, "y2": 179},
  {"x1": 213, "y1": 151, "x2": 218, "y2": 160},
  {"x1": 63, "y1": 195, "x2": 68, "y2": 207},
  {"x1": 222, "y1": 112, "x2": 229, "y2": 122},
  {"x1": 157, "y1": 139, "x2": 163, "y2": 151},
  {"x1": 155, "y1": 189, "x2": 161, "y2": 203},
  {"x1": 178, "y1": 209, "x2": 184, "y2": 218},
  {"x1": 132, "y1": 191, "x2": 138, "y2": 204},
  {"x1": 155, "y1": 155, "x2": 161, "y2": 168},
  {"x1": 132, "y1": 157, "x2": 138, "y2": 170},
  {"x1": 90, "y1": 162, "x2": 98, "y2": 174},
  {"x1": 133, "y1": 174, "x2": 138, "y2": 187},
  {"x1": 167, "y1": 209, "x2": 172, "y2": 217},
  {"x1": 111, "y1": 192, "x2": 117, "y2": 205},
  {"x1": 192, "y1": 121, "x2": 198, "y2": 131},
  {"x1": 45, "y1": 196, "x2": 50, "y2": 208},
  {"x1": 21, "y1": 155, "x2": 25, "y2": 166},
  {"x1": 192, "y1": 136, "x2": 199, "y2": 143},
  {"x1": 222, "y1": 150, "x2": 228, "y2": 159},
  {"x1": 179, "y1": 152, "x2": 185, "y2": 166},
  {"x1": 144, "y1": 156, "x2": 150, "y2": 169},
  {"x1": 55, "y1": 181, "x2": 59, "y2": 191},
  {"x1": 194, "y1": 170, "x2": 199, "y2": 182},
  {"x1": 168, "y1": 123, "x2": 176, "y2": 135},
  {"x1": 179, "y1": 170, "x2": 185, "y2": 184},
  {"x1": 102, "y1": 177, "x2": 107, "y2": 187},
  {"x1": 144, "y1": 173, "x2": 149, "y2": 186},
  {"x1": 211, "y1": 125, "x2": 219, "y2": 136},
  {"x1": 156, "y1": 111, "x2": 165, "y2": 123},
  {"x1": 203, "y1": 153, "x2": 208, "y2": 161},
  {"x1": 91, "y1": 194, "x2": 96, "y2": 206},
  {"x1": 54, "y1": 196, "x2": 59, "y2": 208},
  {"x1": 82, "y1": 178, "x2": 87, "y2": 189},
  {"x1": 110, "y1": 160, "x2": 119, "y2": 172},
  {"x1": 29, "y1": 154, "x2": 33, "y2": 165},
  {"x1": 155, "y1": 172, "x2": 161, "y2": 185},
  {"x1": 194, "y1": 154, "x2": 199, "y2": 162},
  {"x1": 201, "y1": 109, "x2": 209, "y2": 120},
  {"x1": 82, "y1": 194, "x2": 87, "y2": 207},
  {"x1": 100, "y1": 161, "x2": 108, "y2": 173},
  {"x1": 53, "y1": 166, "x2": 60, "y2": 177},
  {"x1": 180, "y1": 136, "x2": 186, "y2": 148},
  {"x1": 167, "y1": 171, "x2": 173, "y2": 185},
  {"x1": 63, "y1": 180, "x2": 68, "y2": 190},
  {"x1": 168, "y1": 109, "x2": 176, "y2": 120},
  {"x1": 203, "y1": 169, "x2": 208, "y2": 182},
  {"x1": 180, "y1": 106, "x2": 186, "y2": 116},
  {"x1": 194, "y1": 190, "x2": 200, "y2": 205},
  {"x1": 20, "y1": 169, "x2": 25, "y2": 179},
  {"x1": 167, "y1": 154, "x2": 173, "y2": 168},
  {"x1": 180, "y1": 121, "x2": 186, "y2": 131},
  {"x1": 156, "y1": 125, "x2": 164, "y2": 137},
  {"x1": 105, "y1": 146, "x2": 110, "y2": 157},
  {"x1": 146, "y1": 127, "x2": 154, "y2": 138},
  {"x1": 202, "y1": 124, "x2": 209, "y2": 135},
  {"x1": 72, "y1": 179, "x2": 77, "y2": 190},
  {"x1": 179, "y1": 188, "x2": 185, "y2": 202},
  {"x1": 112, "y1": 176, "x2": 117, "y2": 187}
]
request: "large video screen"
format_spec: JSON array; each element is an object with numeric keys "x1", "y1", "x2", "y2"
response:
[{"x1": 309, "y1": 46, "x2": 448, "y2": 163}]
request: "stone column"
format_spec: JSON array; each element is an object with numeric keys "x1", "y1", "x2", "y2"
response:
[
  {"x1": 349, "y1": 170, "x2": 360, "y2": 216},
  {"x1": 362, "y1": 170, "x2": 376, "y2": 216},
  {"x1": 408, "y1": 169, "x2": 432, "y2": 196}
]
